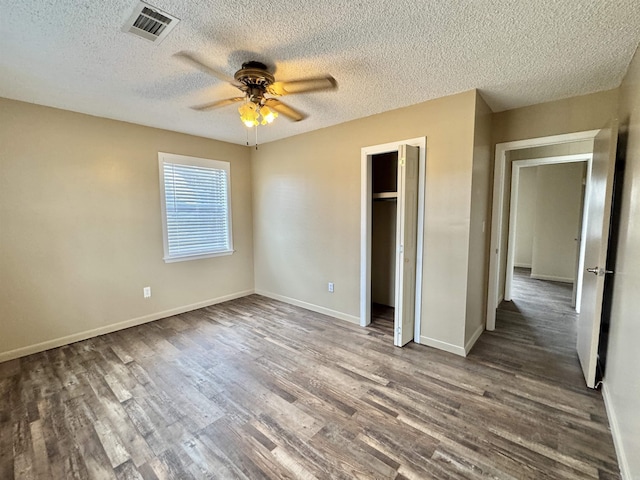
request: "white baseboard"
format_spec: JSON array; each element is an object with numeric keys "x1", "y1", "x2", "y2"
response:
[
  {"x1": 602, "y1": 382, "x2": 631, "y2": 480},
  {"x1": 464, "y1": 323, "x2": 485, "y2": 355},
  {"x1": 419, "y1": 335, "x2": 466, "y2": 357},
  {"x1": 530, "y1": 273, "x2": 574, "y2": 283},
  {"x1": 0, "y1": 289, "x2": 254, "y2": 363},
  {"x1": 255, "y1": 290, "x2": 360, "y2": 325}
]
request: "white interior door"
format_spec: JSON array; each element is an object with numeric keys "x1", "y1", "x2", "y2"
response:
[
  {"x1": 394, "y1": 145, "x2": 419, "y2": 346},
  {"x1": 577, "y1": 120, "x2": 618, "y2": 388}
]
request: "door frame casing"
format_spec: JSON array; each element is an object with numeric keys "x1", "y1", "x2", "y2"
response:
[
  {"x1": 360, "y1": 137, "x2": 426, "y2": 344},
  {"x1": 505, "y1": 154, "x2": 593, "y2": 311},
  {"x1": 487, "y1": 130, "x2": 599, "y2": 330}
]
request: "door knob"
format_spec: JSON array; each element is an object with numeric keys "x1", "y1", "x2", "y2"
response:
[{"x1": 586, "y1": 267, "x2": 614, "y2": 276}]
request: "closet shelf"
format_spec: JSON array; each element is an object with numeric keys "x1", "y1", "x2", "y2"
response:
[{"x1": 373, "y1": 192, "x2": 398, "y2": 199}]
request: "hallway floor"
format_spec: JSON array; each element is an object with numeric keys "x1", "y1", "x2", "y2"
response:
[{"x1": 472, "y1": 267, "x2": 585, "y2": 390}]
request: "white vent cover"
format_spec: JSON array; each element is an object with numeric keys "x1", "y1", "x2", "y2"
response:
[{"x1": 123, "y1": 2, "x2": 179, "y2": 43}]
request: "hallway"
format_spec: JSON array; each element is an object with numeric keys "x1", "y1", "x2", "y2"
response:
[
  {"x1": 473, "y1": 267, "x2": 588, "y2": 392},
  {"x1": 466, "y1": 268, "x2": 620, "y2": 478}
]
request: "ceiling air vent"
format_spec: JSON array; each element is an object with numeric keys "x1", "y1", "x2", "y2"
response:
[{"x1": 123, "y1": 2, "x2": 179, "y2": 43}]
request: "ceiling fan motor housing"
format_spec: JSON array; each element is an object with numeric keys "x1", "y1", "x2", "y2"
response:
[
  {"x1": 234, "y1": 61, "x2": 275, "y2": 90},
  {"x1": 234, "y1": 62, "x2": 275, "y2": 104}
]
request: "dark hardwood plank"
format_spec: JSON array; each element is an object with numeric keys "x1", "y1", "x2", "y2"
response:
[{"x1": 0, "y1": 276, "x2": 620, "y2": 479}]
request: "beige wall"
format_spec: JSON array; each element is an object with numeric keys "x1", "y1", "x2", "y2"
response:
[
  {"x1": 464, "y1": 92, "x2": 492, "y2": 346},
  {"x1": 252, "y1": 90, "x2": 479, "y2": 351},
  {"x1": 514, "y1": 166, "x2": 537, "y2": 267},
  {"x1": 605, "y1": 47, "x2": 640, "y2": 480},
  {"x1": 531, "y1": 162, "x2": 585, "y2": 282},
  {"x1": 493, "y1": 89, "x2": 619, "y2": 144},
  {"x1": 514, "y1": 163, "x2": 585, "y2": 278},
  {"x1": 0, "y1": 98, "x2": 254, "y2": 359}
]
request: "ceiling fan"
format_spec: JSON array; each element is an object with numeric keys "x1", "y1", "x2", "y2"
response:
[{"x1": 175, "y1": 52, "x2": 337, "y2": 127}]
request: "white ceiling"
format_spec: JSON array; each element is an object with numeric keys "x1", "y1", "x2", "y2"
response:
[{"x1": 1, "y1": 0, "x2": 639, "y2": 145}]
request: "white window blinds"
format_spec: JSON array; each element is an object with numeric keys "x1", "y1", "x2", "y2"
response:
[{"x1": 159, "y1": 153, "x2": 233, "y2": 262}]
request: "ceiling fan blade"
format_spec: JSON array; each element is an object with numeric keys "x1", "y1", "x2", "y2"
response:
[
  {"x1": 191, "y1": 97, "x2": 245, "y2": 111},
  {"x1": 264, "y1": 98, "x2": 307, "y2": 122},
  {"x1": 174, "y1": 51, "x2": 241, "y2": 87},
  {"x1": 267, "y1": 76, "x2": 337, "y2": 96}
]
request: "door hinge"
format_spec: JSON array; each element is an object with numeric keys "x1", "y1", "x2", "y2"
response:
[{"x1": 399, "y1": 157, "x2": 406, "y2": 166}]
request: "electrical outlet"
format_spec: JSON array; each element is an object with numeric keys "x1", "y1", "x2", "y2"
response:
[
  {"x1": 328, "y1": 282, "x2": 334, "y2": 293},
  {"x1": 143, "y1": 286, "x2": 151, "y2": 298}
]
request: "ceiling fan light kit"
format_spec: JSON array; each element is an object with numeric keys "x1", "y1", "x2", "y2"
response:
[
  {"x1": 176, "y1": 53, "x2": 337, "y2": 130},
  {"x1": 238, "y1": 101, "x2": 278, "y2": 127},
  {"x1": 259, "y1": 105, "x2": 278, "y2": 125}
]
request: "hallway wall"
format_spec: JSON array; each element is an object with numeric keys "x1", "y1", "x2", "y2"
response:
[
  {"x1": 531, "y1": 162, "x2": 585, "y2": 282},
  {"x1": 514, "y1": 166, "x2": 537, "y2": 267}
]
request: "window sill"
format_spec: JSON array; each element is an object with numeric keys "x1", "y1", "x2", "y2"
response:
[{"x1": 163, "y1": 249, "x2": 234, "y2": 263}]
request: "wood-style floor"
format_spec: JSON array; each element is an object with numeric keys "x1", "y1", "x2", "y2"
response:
[
  {"x1": 0, "y1": 271, "x2": 620, "y2": 479},
  {"x1": 478, "y1": 267, "x2": 587, "y2": 391}
]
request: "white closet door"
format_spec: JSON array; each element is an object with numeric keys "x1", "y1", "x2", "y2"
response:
[{"x1": 394, "y1": 145, "x2": 419, "y2": 346}]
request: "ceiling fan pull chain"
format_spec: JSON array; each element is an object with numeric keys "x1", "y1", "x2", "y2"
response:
[{"x1": 255, "y1": 124, "x2": 259, "y2": 150}]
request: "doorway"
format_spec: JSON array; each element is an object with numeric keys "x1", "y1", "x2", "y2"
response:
[
  {"x1": 486, "y1": 130, "x2": 600, "y2": 330},
  {"x1": 371, "y1": 151, "x2": 398, "y2": 335},
  {"x1": 487, "y1": 125, "x2": 620, "y2": 388},
  {"x1": 505, "y1": 156, "x2": 592, "y2": 313},
  {"x1": 360, "y1": 137, "x2": 426, "y2": 347}
]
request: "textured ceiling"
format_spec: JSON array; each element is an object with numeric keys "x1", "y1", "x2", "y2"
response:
[{"x1": 1, "y1": 0, "x2": 639, "y2": 145}]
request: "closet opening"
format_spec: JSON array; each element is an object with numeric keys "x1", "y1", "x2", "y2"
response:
[
  {"x1": 360, "y1": 137, "x2": 426, "y2": 347},
  {"x1": 371, "y1": 152, "x2": 398, "y2": 335}
]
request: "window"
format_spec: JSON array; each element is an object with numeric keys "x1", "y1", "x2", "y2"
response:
[{"x1": 158, "y1": 152, "x2": 233, "y2": 262}]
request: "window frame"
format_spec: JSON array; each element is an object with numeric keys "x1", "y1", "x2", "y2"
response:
[{"x1": 158, "y1": 152, "x2": 234, "y2": 263}]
